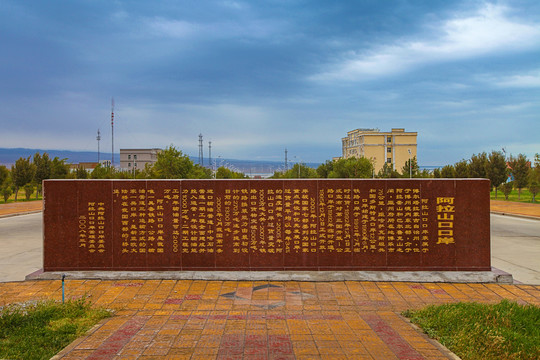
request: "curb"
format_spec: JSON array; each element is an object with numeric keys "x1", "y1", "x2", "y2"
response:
[
  {"x1": 490, "y1": 211, "x2": 540, "y2": 221},
  {"x1": 27, "y1": 269, "x2": 513, "y2": 284},
  {"x1": 0, "y1": 210, "x2": 42, "y2": 219}
]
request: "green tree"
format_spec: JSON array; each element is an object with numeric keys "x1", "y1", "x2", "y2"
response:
[
  {"x1": 316, "y1": 160, "x2": 334, "y2": 178},
  {"x1": 33, "y1": 152, "x2": 51, "y2": 198},
  {"x1": 377, "y1": 162, "x2": 401, "y2": 178},
  {"x1": 1, "y1": 183, "x2": 13, "y2": 203},
  {"x1": 216, "y1": 166, "x2": 233, "y2": 179},
  {"x1": 501, "y1": 181, "x2": 513, "y2": 201},
  {"x1": 529, "y1": 179, "x2": 539, "y2": 203},
  {"x1": 50, "y1": 157, "x2": 70, "y2": 179},
  {"x1": 469, "y1": 152, "x2": 488, "y2": 178},
  {"x1": 269, "y1": 170, "x2": 286, "y2": 179},
  {"x1": 215, "y1": 166, "x2": 248, "y2": 179},
  {"x1": 151, "y1": 145, "x2": 193, "y2": 179},
  {"x1": 528, "y1": 161, "x2": 540, "y2": 203},
  {"x1": 75, "y1": 167, "x2": 89, "y2": 179},
  {"x1": 401, "y1": 156, "x2": 419, "y2": 178},
  {"x1": 187, "y1": 164, "x2": 213, "y2": 179},
  {"x1": 90, "y1": 164, "x2": 116, "y2": 179},
  {"x1": 0, "y1": 165, "x2": 9, "y2": 188},
  {"x1": 328, "y1": 157, "x2": 373, "y2": 178},
  {"x1": 508, "y1": 154, "x2": 530, "y2": 200},
  {"x1": 433, "y1": 168, "x2": 441, "y2": 178},
  {"x1": 277, "y1": 163, "x2": 318, "y2": 178},
  {"x1": 136, "y1": 164, "x2": 154, "y2": 179},
  {"x1": 440, "y1": 165, "x2": 456, "y2": 178},
  {"x1": 487, "y1": 151, "x2": 508, "y2": 199},
  {"x1": 454, "y1": 159, "x2": 470, "y2": 178},
  {"x1": 11, "y1": 156, "x2": 35, "y2": 201},
  {"x1": 24, "y1": 183, "x2": 34, "y2": 200},
  {"x1": 417, "y1": 169, "x2": 433, "y2": 178}
]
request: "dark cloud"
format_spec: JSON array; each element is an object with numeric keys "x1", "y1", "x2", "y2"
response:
[{"x1": 1, "y1": 0, "x2": 539, "y2": 165}]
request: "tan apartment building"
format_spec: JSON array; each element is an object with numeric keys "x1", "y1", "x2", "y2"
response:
[
  {"x1": 342, "y1": 128, "x2": 417, "y2": 173},
  {"x1": 120, "y1": 148, "x2": 161, "y2": 171}
]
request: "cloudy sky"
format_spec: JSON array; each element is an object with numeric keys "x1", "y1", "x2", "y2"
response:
[{"x1": 1, "y1": 0, "x2": 539, "y2": 166}]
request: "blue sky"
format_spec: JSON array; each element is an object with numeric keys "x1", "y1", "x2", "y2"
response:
[{"x1": 1, "y1": 0, "x2": 539, "y2": 166}]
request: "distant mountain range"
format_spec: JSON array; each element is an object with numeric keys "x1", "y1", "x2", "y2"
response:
[
  {"x1": 0, "y1": 148, "x2": 438, "y2": 173},
  {"x1": 0, "y1": 148, "x2": 317, "y2": 174}
]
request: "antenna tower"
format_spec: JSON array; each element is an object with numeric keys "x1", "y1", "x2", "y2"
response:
[
  {"x1": 285, "y1": 148, "x2": 288, "y2": 170},
  {"x1": 198, "y1": 133, "x2": 203, "y2": 166},
  {"x1": 111, "y1": 97, "x2": 115, "y2": 167},
  {"x1": 208, "y1": 141, "x2": 212, "y2": 168},
  {"x1": 96, "y1": 129, "x2": 101, "y2": 163}
]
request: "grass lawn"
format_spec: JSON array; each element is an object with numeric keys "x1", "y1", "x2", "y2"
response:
[
  {"x1": 403, "y1": 300, "x2": 540, "y2": 360},
  {"x1": 0, "y1": 298, "x2": 112, "y2": 360},
  {"x1": 490, "y1": 188, "x2": 538, "y2": 203}
]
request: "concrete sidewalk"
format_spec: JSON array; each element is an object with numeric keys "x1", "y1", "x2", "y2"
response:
[{"x1": 1, "y1": 279, "x2": 538, "y2": 359}]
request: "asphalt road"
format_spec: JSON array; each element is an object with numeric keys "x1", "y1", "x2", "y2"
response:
[
  {"x1": 491, "y1": 214, "x2": 540, "y2": 285},
  {"x1": 0, "y1": 212, "x2": 42, "y2": 283},
  {"x1": 0, "y1": 213, "x2": 539, "y2": 284}
]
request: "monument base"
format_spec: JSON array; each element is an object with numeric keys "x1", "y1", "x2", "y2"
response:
[{"x1": 27, "y1": 268, "x2": 512, "y2": 284}]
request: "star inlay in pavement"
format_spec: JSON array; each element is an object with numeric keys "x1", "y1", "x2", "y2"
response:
[{"x1": 220, "y1": 284, "x2": 314, "y2": 309}]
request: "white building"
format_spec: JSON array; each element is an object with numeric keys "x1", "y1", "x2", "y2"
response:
[{"x1": 120, "y1": 148, "x2": 161, "y2": 171}]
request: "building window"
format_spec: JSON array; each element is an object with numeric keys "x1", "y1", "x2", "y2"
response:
[
  {"x1": 387, "y1": 147, "x2": 392, "y2": 153},
  {"x1": 128, "y1": 163, "x2": 131, "y2": 167},
  {"x1": 134, "y1": 162, "x2": 137, "y2": 167},
  {"x1": 387, "y1": 158, "x2": 392, "y2": 163},
  {"x1": 128, "y1": 155, "x2": 131, "y2": 160},
  {"x1": 387, "y1": 136, "x2": 392, "y2": 143},
  {"x1": 134, "y1": 155, "x2": 137, "y2": 160}
]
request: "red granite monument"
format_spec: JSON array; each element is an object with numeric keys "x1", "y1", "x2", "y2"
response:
[{"x1": 43, "y1": 179, "x2": 490, "y2": 271}]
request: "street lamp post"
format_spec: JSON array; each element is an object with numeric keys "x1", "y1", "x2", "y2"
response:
[
  {"x1": 293, "y1": 156, "x2": 301, "y2": 178},
  {"x1": 408, "y1": 149, "x2": 412, "y2": 178}
]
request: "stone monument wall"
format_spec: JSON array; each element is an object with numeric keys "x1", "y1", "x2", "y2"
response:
[{"x1": 43, "y1": 179, "x2": 490, "y2": 271}]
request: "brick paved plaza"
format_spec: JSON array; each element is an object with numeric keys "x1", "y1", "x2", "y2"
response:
[{"x1": 1, "y1": 279, "x2": 539, "y2": 359}]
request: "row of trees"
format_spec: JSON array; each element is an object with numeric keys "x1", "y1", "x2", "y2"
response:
[
  {"x1": 0, "y1": 153, "x2": 71, "y2": 202},
  {"x1": 2, "y1": 146, "x2": 539, "y2": 203},
  {"x1": 271, "y1": 156, "x2": 427, "y2": 179},
  {"x1": 0, "y1": 146, "x2": 249, "y2": 202},
  {"x1": 434, "y1": 151, "x2": 540, "y2": 201},
  {"x1": 84, "y1": 146, "x2": 248, "y2": 180}
]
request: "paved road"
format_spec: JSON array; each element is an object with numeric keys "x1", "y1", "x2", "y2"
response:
[
  {"x1": 491, "y1": 214, "x2": 540, "y2": 284},
  {"x1": 0, "y1": 212, "x2": 42, "y2": 282},
  {"x1": 0, "y1": 212, "x2": 539, "y2": 284}
]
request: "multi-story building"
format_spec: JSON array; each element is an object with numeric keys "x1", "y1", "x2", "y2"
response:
[
  {"x1": 120, "y1": 148, "x2": 161, "y2": 171},
  {"x1": 341, "y1": 128, "x2": 417, "y2": 173}
]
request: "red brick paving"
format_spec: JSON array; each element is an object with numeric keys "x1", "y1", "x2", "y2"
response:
[
  {"x1": 490, "y1": 199, "x2": 540, "y2": 218},
  {"x1": 0, "y1": 200, "x2": 42, "y2": 216},
  {"x1": 0, "y1": 280, "x2": 538, "y2": 359}
]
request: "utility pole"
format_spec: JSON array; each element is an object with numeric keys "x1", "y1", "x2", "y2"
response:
[
  {"x1": 111, "y1": 98, "x2": 115, "y2": 168},
  {"x1": 198, "y1": 133, "x2": 203, "y2": 166},
  {"x1": 408, "y1": 149, "x2": 412, "y2": 178},
  {"x1": 285, "y1": 148, "x2": 288, "y2": 171},
  {"x1": 96, "y1": 129, "x2": 101, "y2": 163},
  {"x1": 208, "y1": 141, "x2": 212, "y2": 168}
]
